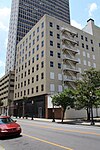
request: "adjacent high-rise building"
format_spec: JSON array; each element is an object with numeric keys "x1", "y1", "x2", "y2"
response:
[{"x1": 5, "y1": 0, "x2": 70, "y2": 73}]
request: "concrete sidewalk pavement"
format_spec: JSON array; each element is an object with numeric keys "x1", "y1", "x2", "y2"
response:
[{"x1": 14, "y1": 117, "x2": 100, "y2": 127}]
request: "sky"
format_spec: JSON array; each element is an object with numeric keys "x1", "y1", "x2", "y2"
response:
[{"x1": 0, "y1": 0, "x2": 100, "y2": 78}]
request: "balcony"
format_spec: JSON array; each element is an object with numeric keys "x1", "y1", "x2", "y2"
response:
[
  {"x1": 62, "y1": 36, "x2": 77, "y2": 45},
  {"x1": 61, "y1": 27, "x2": 77, "y2": 36},
  {"x1": 62, "y1": 45, "x2": 78, "y2": 54},
  {"x1": 63, "y1": 55, "x2": 79, "y2": 63},
  {"x1": 63, "y1": 65, "x2": 79, "y2": 73},
  {"x1": 63, "y1": 75, "x2": 77, "y2": 82}
]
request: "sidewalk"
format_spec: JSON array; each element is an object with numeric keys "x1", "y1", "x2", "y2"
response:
[{"x1": 15, "y1": 117, "x2": 100, "y2": 127}]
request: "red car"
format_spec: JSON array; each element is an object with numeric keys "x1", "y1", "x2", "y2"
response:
[{"x1": 0, "y1": 116, "x2": 21, "y2": 138}]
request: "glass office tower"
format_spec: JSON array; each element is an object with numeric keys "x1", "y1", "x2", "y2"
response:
[{"x1": 5, "y1": 0, "x2": 70, "y2": 73}]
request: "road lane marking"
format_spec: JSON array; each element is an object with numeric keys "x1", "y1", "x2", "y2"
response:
[
  {"x1": 20, "y1": 122, "x2": 100, "y2": 136},
  {"x1": 23, "y1": 133, "x2": 73, "y2": 150}
]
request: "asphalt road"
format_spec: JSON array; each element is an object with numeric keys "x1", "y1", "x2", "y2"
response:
[{"x1": 0, "y1": 119, "x2": 100, "y2": 150}]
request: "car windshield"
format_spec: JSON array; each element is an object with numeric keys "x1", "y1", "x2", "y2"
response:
[{"x1": 0, "y1": 117, "x2": 14, "y2": 124}]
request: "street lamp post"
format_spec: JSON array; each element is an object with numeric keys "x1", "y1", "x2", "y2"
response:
[
  {"x1": 15, "y1": 103, "x2": 18, "y2": 118},
  {"x1": 22, "y1": 101, "x2": 25, "y2": 119},
  {"x1": 31, "y1": 100, "x2": 34, "y2": 120},
  {"x1": 90, "y1": 92, "x2": 95, "y2": 125},
  {"x1": 52, "y1": 103, "x2": 55, "y2": 122}
]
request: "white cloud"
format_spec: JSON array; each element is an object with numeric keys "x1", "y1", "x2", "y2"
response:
[
  {"x1": 71, "y1": 20, "x2": 82, "y2": 29},
  {"x1": 88, "y1": 3, "x2": 97, "y2": 16},
  {"x1": 0, "y1": 7, "x2": 10, "y2": 32}
]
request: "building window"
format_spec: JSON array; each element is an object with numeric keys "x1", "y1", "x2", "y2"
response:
[
  {"x1": 24, "y1": 81, "x2": 26, "y2": 86},
  {"x1": 83, "y1": 51, "x2": 86, "y2": 57},
  {"x1": 37, "y1": 27, "x2": 39, "y2": 33},
  {"x1": 29, "y1": 43, "x2": 31, "y2": 48},
  {"x1": 36, "y1": 54, "x2": 39, "y2": 60},
  {"x1": 58, "y1": 63, "x2": 61, "y2": 68},
  {"x1": 92, "y1": 47, "x2": 94, "y2": 51},
  {"x1": 50, "y1": 84, "x2": 55, "y2": 91},
  {"x1": 32, "y1": 57, "x2": 34, "y2": 63},
  {"x1": 32, "y1": 67, "x2": 34, "y2": 73},
  {"x1": 57, "y1": 34, "x2": 60, "y2": 39},
  {"x1": 57, "y1": 53, "x2": 61, "y2": 58},
  {"x1": 36, "y1": 86, "x2": 38, "y2": 92},
  {"x1": 49, "y1": 22, "x2": 53, "y2": 27},
  {"x1": 37, "y1": 35, "x2": 39, "y2": 41},
  {"x1": 32, "y1": 48, "x2": 35, "y2": 54},
  {"x1": 41, "y1": 51, "x2": 44, "y2": 57},
  {"x1": 50, "y1": 72, "x2": 54, "y2": 79},
  {"x1": 83, "y1": 60, "x2": 87, "y2": 65},
  {"x1": 36, "y1": 44, "x2": 39, "y2": 51},
  {"x1": 91, "y1": 39, "x2": 93, "y2": 44},
  {"x1": 28, "y1": 60, "x2": 30, "y2": 66},
  {"x1": 41, "y1": 72, "x2": 44, "y2": 79},
  {"x1": 85, "y1": 37, "x2": 88, "y2": 41},
  {"x1": 50, "y1": 61, "x2": 54, "y2": 67},
  {"x1": 36, "y1": 64, "x2": 39, "y2": 71},
  {"x1": 81, "y1": 35, "x2": 84, "y2": 40},
  {"x1": 41, "y1": 61, "x2": 44, "y2": 68},
  {"x1": 33, "y1": 31, "x2": 35, "y2": 36},
  {"x1": 82, "y1": 43, "x2": 84, "y2": 48},
  {"x1": 41, "y1": 31, "x2": 44, "y2": 37},
  {"x1": 28, "y1": 79, "x2": 30, "y2": 84},
  {"x1": 41, "y1": 22, "x2": 44, "y2": 28},
  {"x1": 50, "y1": 41, "x2": 53, "y2": 46},
  {"x1": 41, "y1": 41, "x2": 44, "y2": 47},
  {"x1": 57, "y1": 43, "x2": 60, "y2": 48},
  {"x1": 28, "y1": 69, "x2": 30, "y2": 75},
  {"x1": 58, "y1": 74, "x2": 62, "y2": 80},
  {"x1": 50, "y1": 31, "x2": 53, "y2": 36},
  {"x1": 41, "y1": 84, "x2": 44, "y2": 91},
  {"x1": 36, "y1": 75, "x2": 39, "y2": 81},
  {"x1": 29, "y1": 34, "x2": 31, "y2": 40},
  {"x1": 32, "y1": 88, "x2": 34, "y2": 94},
  {"x1": 57, "y1": 25, "x2": 60, "y2": 30},
  {"x1": 50, "y1": 51, "x2": 53, "y2": 56},
  {"x1": 86, "y1": 45, "x2": 88, "y2": 50},
  {"x1": 87, "y1": 53, "x2": 90, "y2": 58},
  {"x1": 33, "y1": 39, "x2": 35, "y2": 45},
  {"x1": 24, "y1": 90, "x2": 26, "y2": 96},
  {"x1": 21, "y1": 73, "x2": 23, "y2": 78},
  {"x1": 27, "y1": 89, "x2": 30, "y2": 95},
  {"x1": 58, "y1": 85, "x2": 62, "y2": 92},
  {"x1": 24, "y1": 71, "x2": 26, "y2": 77},
  {"x1": 32, "y1": 77, "x2": 34, "y2": 83}
]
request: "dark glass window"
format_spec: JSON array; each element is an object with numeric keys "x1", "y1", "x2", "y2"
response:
[
  {"x1": 57, "y1": 25, "x2": 60, "y2": 30},
  {"x1": 58, "y1": 63, "x2": 61, "y2": 68},
  {"x1": 50, "y1": 61, "x2": 54, "y2": 67},
  {"x1": 50, "y1": 41, "x2": 53, "y2": 46},
  {"x1": 50, "y1": 31, "x2": 53, "y2": 36},
  {"x1": 49, "y1": 22, "x2": 53, "y2": 27},
  {"x1": 50, "y1": 51, "x2": 53, "y2": 56}
]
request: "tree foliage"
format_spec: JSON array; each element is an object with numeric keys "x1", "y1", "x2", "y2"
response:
[
  {"x1": 52, "y1": 88, "x2": 75, "y2": 122},
  {"x1": 75, "y1": 68, "x2": 100, "y2": 120}
]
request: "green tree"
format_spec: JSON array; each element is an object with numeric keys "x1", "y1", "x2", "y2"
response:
[
  {"x1": 52, "y1": 89, "x2": 75, "y2": 123},
  {"x1": 76, "y1": 68, "x2": 100, "y2": 120}
]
